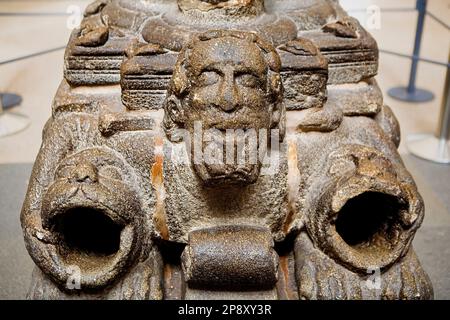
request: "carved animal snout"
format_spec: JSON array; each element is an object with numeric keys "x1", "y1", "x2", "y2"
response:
[
  {"x1": 73, "y1": 163, "x2": 99, "y2": 183},
  {"x1": 307, "y1": 145, "x2": 424, "y2": 273}
]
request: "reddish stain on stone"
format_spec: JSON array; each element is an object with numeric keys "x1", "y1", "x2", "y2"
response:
[{"x1": 151, "y1": 136, "x2": 169, "y2": 240}]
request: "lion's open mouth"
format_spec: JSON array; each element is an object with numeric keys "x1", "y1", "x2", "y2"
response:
[
  {"x1": 51, "y1": 207, "x2": 123, "y2": 257},
  {"x1": 334, "y1": 191, "x2": 406, "y2": 251}
]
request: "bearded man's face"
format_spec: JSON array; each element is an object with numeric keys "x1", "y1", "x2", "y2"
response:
[{"x1": 180, "y1": 36, "x2": 273, "y2": 185}]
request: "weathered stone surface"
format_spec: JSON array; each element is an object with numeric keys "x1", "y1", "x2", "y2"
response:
[
  {"x1": 64, "y1": 0, "x2": 377, "y2": 86},
  {"x1": 181, "y1": 225, "x2": 278, "y2": 290},
  {"x1": 22, "y1": 0, "x2": 432, "y2": 300},
  {"x1": 27, "y1": 249, "x2": 163, "y2": 300},
  {"x1": 294, "y1": 233, "x2": 433, "y2": 300}
]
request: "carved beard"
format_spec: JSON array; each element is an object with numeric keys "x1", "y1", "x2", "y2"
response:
[{"x1": 188, "y1": 126, "x2": 268, "y2": 186}]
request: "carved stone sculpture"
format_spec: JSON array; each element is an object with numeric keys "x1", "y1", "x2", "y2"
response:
[{"x1": 22, "y1": 0, "x2": 433, "y2": 300}]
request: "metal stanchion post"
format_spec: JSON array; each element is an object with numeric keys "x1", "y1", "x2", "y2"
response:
[
  {"x1": 388, "y1": 0, "x2": 435, "y2": 103},
  {"x1": 0, "y1": 92, "x2": 30, "y2": 138},
  {"x1": 408, "y1": 52, "x2": 450, "y2": 164}
]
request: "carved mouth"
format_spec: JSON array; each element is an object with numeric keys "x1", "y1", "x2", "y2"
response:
[
  {"x1": 325, "y1": 184, "x2": 416, "y2": 272},
  {"x1": 311, "y1": 145, "x2": 426, "y2": 272},
  {"x1": 51, "y1": 207, "x2": 123, "y2": 258},
  {"x1": 41, "y1": 183, "x2": 139, "y2": 289}
]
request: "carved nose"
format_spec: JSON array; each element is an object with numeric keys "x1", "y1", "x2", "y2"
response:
[
  {"x1": 219, "y1": 77, "x2": 240, "y2": 112},
  {"x1": 74, "y1": 164, "x2": 98, "y2": 183}
]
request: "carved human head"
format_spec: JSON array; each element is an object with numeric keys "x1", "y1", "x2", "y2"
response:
[{"x1": 164, "y1": 30, "x2": 284, "y2": 185}]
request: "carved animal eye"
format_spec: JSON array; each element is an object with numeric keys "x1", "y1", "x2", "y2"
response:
[
  {"x1": 99, "y1": 166, "x2": 123, "y2": 181},
  {"x1": 197, "y1": 71, "x2": 220, "y2": 86},
  {"x1": 236, "y1": 73, "x2": 260, "y2": 88},
  {"x1": 56, "y1": 164, "x2": 76, "y2": 180}
]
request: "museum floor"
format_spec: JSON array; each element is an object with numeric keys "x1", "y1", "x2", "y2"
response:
[{"x1": 1, "y1": 0, "x2": 449, "y2": 299}]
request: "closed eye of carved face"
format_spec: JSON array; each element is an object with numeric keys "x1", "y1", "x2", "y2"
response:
[
  {"x1": 196, "y1": 70, "x2": 263, "y2": 89},
  {"x1": 55, "y1": 158, "x2": 124, "y2": 182},
  {"x1": 98, "y1": 165, "x2": 123, "y2": 181},
  {"x1": 236, "y1": 72, "x2": 262, "y2": 88},
  {"x1": 55, "y1": 164, "x2": 76, "y2": 180},
  {"x1": 197, "y1": 70, "x2": 221, "y2": 87}
]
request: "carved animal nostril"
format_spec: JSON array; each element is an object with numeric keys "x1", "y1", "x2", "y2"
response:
[
  {"x1": 335, "y1": 192, "x2": 403, "y2": 248},
  {"x1": 74, "y1": 165, "x2": 98, "y2": 183},
  {"x1": 75, "y1": 174, "x2": 91, "y2": 183}
]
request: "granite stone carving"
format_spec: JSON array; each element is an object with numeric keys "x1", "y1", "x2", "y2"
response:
[{"x1": 22, "y1": 0, "x2": 433, "y2": 300}]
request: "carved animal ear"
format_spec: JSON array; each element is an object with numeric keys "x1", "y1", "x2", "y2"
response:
[
  {"x1": 267, "y1": 72, "x2": 282, "y2": 102},
  {"x1": 84, "y1": 0, "x2": 108, "y2": 17},
  {"x1": 165, "y1": 95, "x2": 184, "y2": 124},
  {"x1": 265, "y1": 51, "x2": 282, "y2": 73},
  {"x1": 171, "y1": 58, "x2": 189, "y2": 96},
  {"x1": 163, "y1": 95, "x2": 185, "y2": 142},
  {"x1": 267, "y1": 71, "x2": 285, "y2": 141}
]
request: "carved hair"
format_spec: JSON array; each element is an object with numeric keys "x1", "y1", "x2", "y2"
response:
[{"x1": 163, "y1": 30, "x2": 285, "y2": 142}]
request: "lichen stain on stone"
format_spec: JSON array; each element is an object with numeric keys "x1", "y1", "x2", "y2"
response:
[{"x1": 151, "y1": 136, "x2": 169, "y2": 241}]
